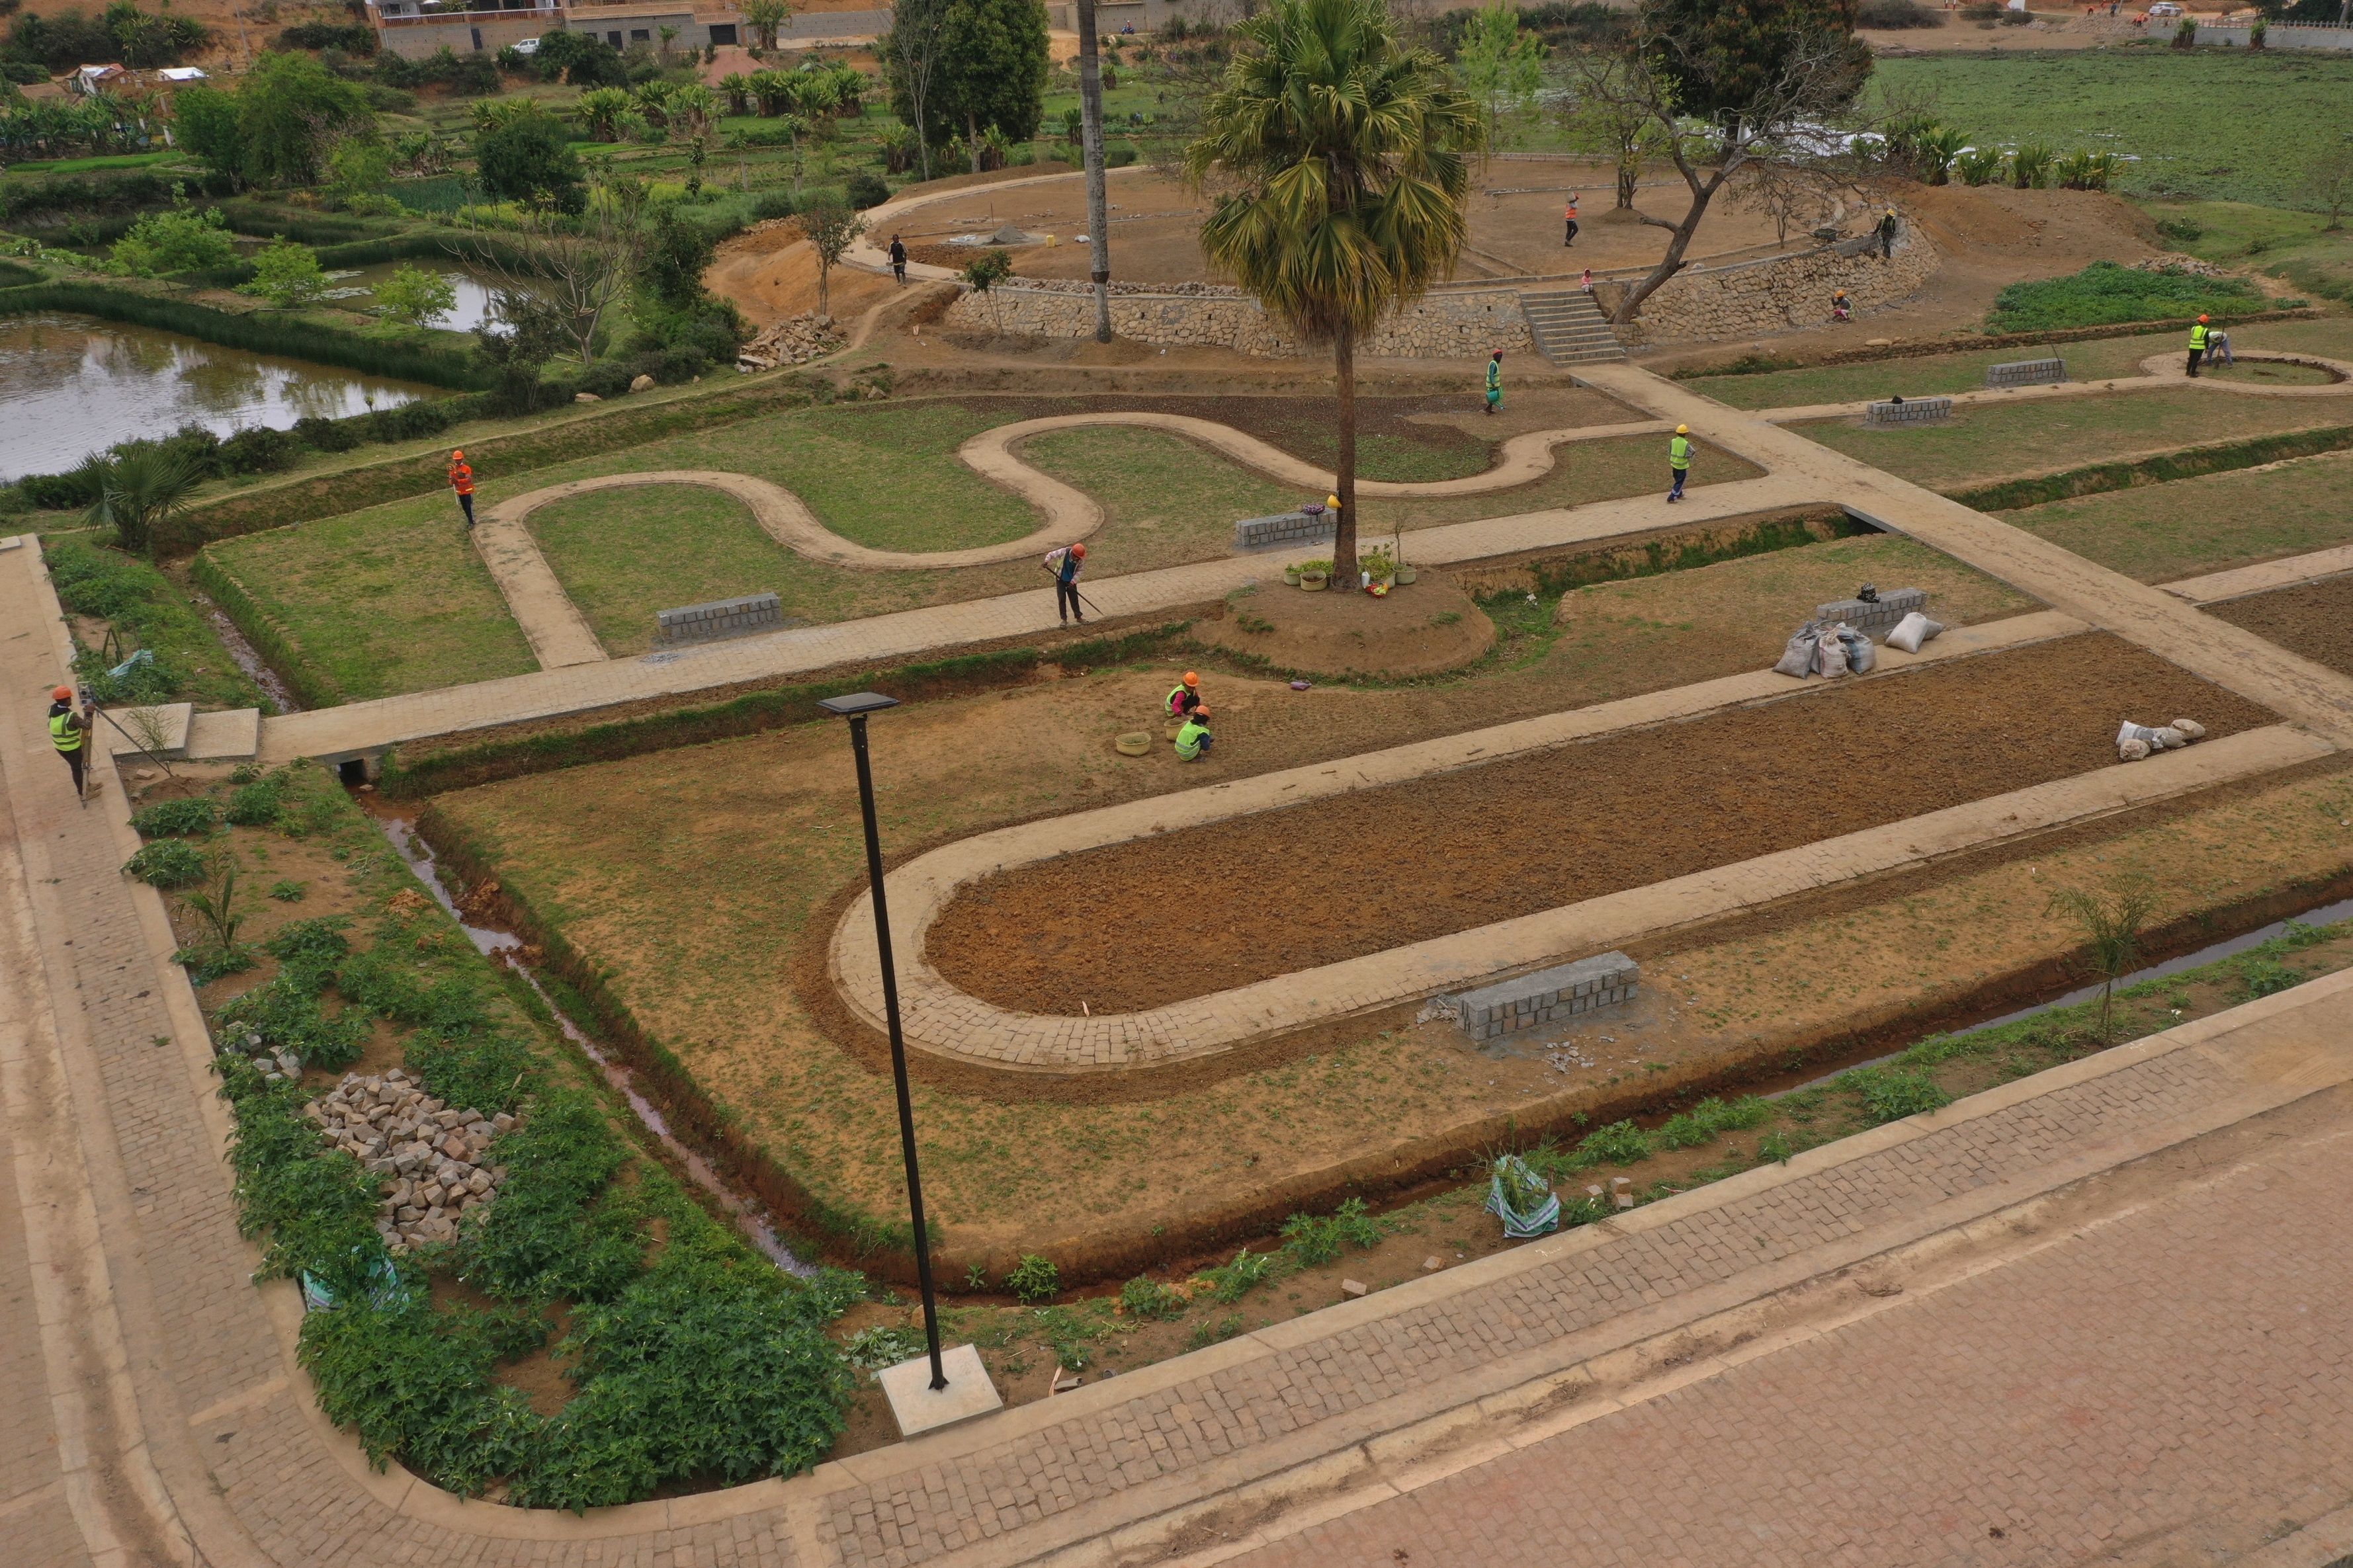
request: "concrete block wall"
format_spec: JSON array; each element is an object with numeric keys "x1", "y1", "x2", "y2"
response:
[
  {"x1": 1815, "y1": 585, "x2": 1925, "y2": 639},
  {"x1": 656, "y1": 592, "x2": 784, "y2": 645},
  {"x1": 1610, "y1": 225, "x2": 1940, "y2": 346},
  {"x1": 1450, "y1": 952, "x2": 1639, "y2": 1043},
  {"x1": 1987, "y1": 357, "x2": 2067, "y2": 388},
  {"x1": 1867, "y1": 397, "x2": 1952, "y2": 425},
  {"x1": 1235, "y1": 512, "x2": 1336, "y2": 552}
]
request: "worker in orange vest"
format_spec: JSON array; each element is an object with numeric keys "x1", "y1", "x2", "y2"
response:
[
  {"x1": 1563, "y1": 191, "x2": 1580, "y2": 249},
  {"x1": 448, "y1": 449, "x2": 476, "y2": 529}
]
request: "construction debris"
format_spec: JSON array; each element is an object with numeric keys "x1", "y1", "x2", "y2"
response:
[
  {"x1": 2117, "y1": 717, "x2": 2205, "y2": 762},
  {"x1": 302, "y1": 1069, "x2": 515, "y2": 1255},
  {"x1": 738, "y1": 311, "x2": 843, "y2": 372}
]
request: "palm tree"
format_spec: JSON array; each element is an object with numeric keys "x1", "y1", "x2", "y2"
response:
[
  {"x1": 83, "y1": 445, "x2": 202, "y2": 557},
  {"x1": 1185, "y1": 0, "x2": 1482, "y2": 589}
]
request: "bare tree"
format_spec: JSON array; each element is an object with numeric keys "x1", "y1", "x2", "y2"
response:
[
  {"x1": 885, "y1": 0, "x2": 952, "y2": 183},
  {"x1": 2312, "y1": 131, "x2": 2353, "y2": 232},
  {"x1": 1733, "y1": 159, "x2": 1835, "y2": 247},
  {"x1": 1075, "y1": 0, "x2": 1113, "y2": 343},
  {"x1": 1556, "y1": 52, "x2": 1664, "y2": 210},
  {"x1": 1562, "y1": 16, "x2": 1870, "y2": 326},
  {"x1": 458, "y1": 173, "x2": 646, "y2": 366}
]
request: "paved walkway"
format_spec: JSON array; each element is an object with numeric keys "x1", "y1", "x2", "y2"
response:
[{"x1": 1752, "y1": 349, "x2": 2353, "y2": 425}]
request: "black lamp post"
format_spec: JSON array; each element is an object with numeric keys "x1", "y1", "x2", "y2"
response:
[{"x1": 817, "y1": 692, "x2": 947, "y2": 1392}]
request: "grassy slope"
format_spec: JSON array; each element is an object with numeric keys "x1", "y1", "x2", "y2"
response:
[
  {"x1": 1795, "y1": 386, "x2": 2349, "y2": 491},
  {"x1": 2136, "y1": 198, "x2": 2353, "y2": 308},
  {"x1": 531, "y1": 485, "x2": 800, "y2": 656},
  {"x1": 1870, "y1": 49, "x2": 2353, "y2": 209}
]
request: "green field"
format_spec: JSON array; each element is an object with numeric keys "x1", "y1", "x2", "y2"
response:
[
  {"x1": 2000, "y1": 450, "x2": 2353, "y2": 583},
  {"x1": 1871, "y1": 49, "x2": 2353, "y2": 210},
  {"x1": 532, "y1": 485, "x2": 804, "y2": 656},
  {"x1": 2135, "y1": 198, "x2": 2353, "y2": 308}
]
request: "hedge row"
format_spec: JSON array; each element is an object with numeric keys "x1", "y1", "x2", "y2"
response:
[
  {"x1": 172, "y1": 229, "x2": 548, "y2": 291},
  {"x1": 1944, "y1": 423, "x2": 2353, "y2": 513},
  {"x1": 0, "y1": 280, "x2": 493, "y2": 390},
  {"x1": 1, "y1": 167, "x2": 237, "y2": 222}
]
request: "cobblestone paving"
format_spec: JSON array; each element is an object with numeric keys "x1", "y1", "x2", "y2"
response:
[{"x1": 1229, "y1": 1101, "x2": 2353, "y2": 1567}]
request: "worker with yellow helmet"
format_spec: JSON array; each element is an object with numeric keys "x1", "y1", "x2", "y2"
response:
[{"x1": 1668, "y1": 424, "x2": 1693, "y2": 502}]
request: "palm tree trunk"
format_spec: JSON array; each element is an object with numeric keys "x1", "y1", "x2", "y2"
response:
[
  {"x1": 968, "y1": 111, "x2": 982, "y2": 176},
  {"x1": 1076, "y1": 0, "x2": 1112, "y2": 343},
  {"x1": 1330, "y1": 327, "x2": 1357, "y2": 589}
]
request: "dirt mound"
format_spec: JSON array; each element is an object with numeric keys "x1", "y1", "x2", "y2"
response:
[
  {"x1": 926, "y1": 634, "x2": 2272, "y2": 1015},
  {"x1": 705, "y1": 231, "x2": 898, "y2": 329},
  {"x1": 1193, "y1": 573, "x2": 1496, "y2": 679},
  {"x1": 1899, "y1": 180, "x2": 2160, "y2": 261}
]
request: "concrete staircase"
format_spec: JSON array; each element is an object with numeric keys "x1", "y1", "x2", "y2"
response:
[{"x1": 1521, "y1": 289, "x2": 1626, "y2": 366}]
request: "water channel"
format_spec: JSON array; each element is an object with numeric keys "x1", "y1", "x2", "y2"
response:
[
  {"x1": 363, "y1": 802, "x2": 818, "y2": 1278},
  {"x1": 0, "y1": 311, "x2": 437, "y2": 480}
]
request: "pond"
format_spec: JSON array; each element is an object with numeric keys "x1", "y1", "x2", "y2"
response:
[
  {"x1": 326, "y1": 262, "x2": 542, "y2": 335},
  {"x1": 0, "y1": 313, "x2": 440, "y2": 481}
]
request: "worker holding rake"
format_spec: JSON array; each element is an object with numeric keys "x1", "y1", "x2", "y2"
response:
[{"x1": 1044, "y1": 542, "x2": 1088, "y2": 625}]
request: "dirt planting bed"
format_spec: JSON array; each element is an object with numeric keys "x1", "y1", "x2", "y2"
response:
[
  {"x1": 2205, "y1": 573, "x2": 2353, "y2": 678},
  {"x1": 927, "y1": 634, "x2": 2275, "y2": 1015}
]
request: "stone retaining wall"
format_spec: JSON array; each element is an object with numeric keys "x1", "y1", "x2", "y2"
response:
[
  {"x1": 1867, "y1": 396, "x2": 1952, "y2": 426},
  {"x1": 1236, "y1": 511, "x2": 1336, "y2": 552},
  {"x1": 1607, "y1": 226, "x2": 1941, "y2": 347},
  {"x1": 941, "y1": 284, "x2": 1535, "y2": 359}
]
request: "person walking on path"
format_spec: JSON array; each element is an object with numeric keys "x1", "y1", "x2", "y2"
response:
[
  {"x1": 47, "y1": 684, "x2": 97, "y2": 802},
  {"x1": 1876, "y1": 207, "x2": 1899, "y2": 259},
  {"x1": 1174, "y1": 706, "x2": 1214, "y2": 761},
  {"x1": 1045, "y1": 542, "x2": 1087, "y2": 625},
  {"x1": 1484, "y1": 350, "x2": 1504, "y2": 416},
  {"x1": 447, "y1": 450, "x2": 476, "y2": 529},
  {"x1": 2188, "y1": 315, "x2": 2211, "y2": 378},
  {"x1": 1166, "y1": 671, "x2": 1202, "y2": 722},
  {"x1": 1563, "y1": 192, "x2": 1580, "y2": 248},
  {"x1": 1668, "y1": 424, "x2": 1693, "y2": 502},
  {"x1": 888, "y1": 234, "x2": 908, "y2": 284}
]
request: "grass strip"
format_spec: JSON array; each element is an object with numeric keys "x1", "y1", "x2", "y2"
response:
[
  {"x1": 189, "y1": 548, "x2": 349, "y2": 710},
  {"x1": 0, "y1": 279, "x2": 492, "y2": 391},
  {"x1": 1942, "y1": 423, "x2": 2353, "y2": 513},
  {"x1": 1672, "y1": 307, "x2": 2321, "y2": 380},
  {"x1": 382, "y1": 622, "x2": 1191, "y2": 797}
]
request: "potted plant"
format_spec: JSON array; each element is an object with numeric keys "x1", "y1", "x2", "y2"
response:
[
  {"x1": 1297, "y1": 557, "x2": 1330, "y2": 591},
  {"x1": 1284, "y1": 562, "x2": 1304, "y2": 587},
  {"x1": 1394, "y1": 563, "x2": 1418, "y2": 586},
  {"x1": 1361, "y1": 546, "x2": 1395, "y2": 588}
]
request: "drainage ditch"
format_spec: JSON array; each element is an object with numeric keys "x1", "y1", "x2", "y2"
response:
[{"x1": 361, "y1": 801, "x2": 816, "y2": 1277}]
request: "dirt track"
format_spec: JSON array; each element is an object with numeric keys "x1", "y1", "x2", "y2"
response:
[{"x1": 927, "y1": 634, "x2": 2274, "y2": 1014}]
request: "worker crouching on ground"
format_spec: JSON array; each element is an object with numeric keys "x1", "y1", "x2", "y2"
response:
[
  {"x1": 1174, "y1": 706, "x2": 1214, "y2": 761},
  {"x1": 48, "y1": 684, "x2": 96, "y2": 801},
  {"x1": 1166, "y1": 670, "x2": 1202, "y2": 721},
  {"x1": 1668, "y1": 424, "x2": 1693, "y2": 502},
  {"x1": 1044, "y1": 541, "x2": 1087, "y2": 625}
]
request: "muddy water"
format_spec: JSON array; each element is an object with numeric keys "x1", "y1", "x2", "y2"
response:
[
  {"x1": 327, "y1": 262, "x2": 528, "y2": 335},
  {"x1": 0, "y1": 312, "x2": 437, "y2": 480},
  {"x1": 363, "y1": 805, "x2": 817, "y2": 1276}
]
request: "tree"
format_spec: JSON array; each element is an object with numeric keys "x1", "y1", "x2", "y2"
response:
[
  {"x1": 81, "y1": 444, "x2": 201, "y2": 556},
  {"x1": 460, "y1": 172, "x2": 644, "y2": 366},
  {"x1": 2311, "y1": 131, "x2": 2353, "y2": 232},
  {"x1": 237, "y1": 235, "x2": 329, "y2": 306},
  {"x1": 1561, "y1": 1, "x2": 1871, "y2": 325},
  {"x1": 576, "y1": 86, "x2": 633, "y2": 143},
  {"x1": 107, "y1": 196, "x2": 237, "y2": 275},
  {"x1": 742, "y1": 0, "x2": 792, "y2": 51},
  {"x1": 474, "y1": 288, "x2": 570, "y2": 411},
  {"x1": 1456, "y1": 0, "x2": 1547, "y2": 147},
  {"x1": 1556, "y1": 52, "x2": 1662, "y2": 209},
  {"x1": 1074, "y1": 0, "x2": 1112, "y2": 342},
  {"x1": 879, "y1": 0, "x2": 952, "y2": 181},
  {"x1": 474, "y1": 108, "x2": 585, "y2": 213},
  {"x1": 904, "y1": 0, "x2": 1048, "y2": 169},
  {"x1": 374, "y1": 263, "x2": 457, "y2": 328},
  {"x1": 961, "y1": 245, "x2": 1013, "y2": 329},
  {"x1": 2045, "y1": 884, "x2": 2157, "y2": 1043},
  {"x1": 798, "y1": 192, "x2": 867, "y2": 318},
  {"x1": 1186, "y1": 0, "x2": 1482, "y2": 591},
  {"x1": 327, "y1": 135, "x2": 394, "y2": 206},
  {"x1": 534, "y1": 28, "x2": 628, "y2": 87},
  {"x1": 237, "y1": 50, "x2": 372, "y2": 187},
  {"x1": 171, "y1": 82, "x2": 245, "y2": 186}
]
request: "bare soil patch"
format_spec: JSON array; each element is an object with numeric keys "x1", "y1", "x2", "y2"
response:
[
  {"x1": 1193, "y1": 573, "x2": 1496, "y2": 680},
  {"x1": 927, "y1": 634, "x2": 2273, "y2": 1014},
  {"x1": 2205, "y1": 573, "x2": 2353, "y2": 677}
]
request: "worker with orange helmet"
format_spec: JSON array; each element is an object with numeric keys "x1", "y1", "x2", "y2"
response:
[
  {"x1": 1166, "y1": 669, "x2": 1203, "y2": 721},
  {"x1": 1174, "y1": 704, "x2": 1214, "y2": 761},
  {"x1": 448, "y1": 448, "x2": 477, "y2": 528},
  {"x1": 47, "y1": 682, "x2": 96, "y2": 802},
  {"x1": 1044, "y1": 541, "x2": 1088, "y2": 625},
  {"x1": 2188, "y1": 315, "x2": 2211, "y2": 379}
]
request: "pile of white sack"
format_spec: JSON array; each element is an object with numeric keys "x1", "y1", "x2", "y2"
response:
[
  {"x1": 1772, "y1": 610, "x2": 1944, "y2": 679},
  {"x1": 2117, "y1": 718, "x2": 2206, "y2": 761}
]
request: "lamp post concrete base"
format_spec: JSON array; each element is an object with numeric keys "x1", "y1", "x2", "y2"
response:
[{"x1": 878, "y1": 1344, "x2": 1003, "y2": 1438}]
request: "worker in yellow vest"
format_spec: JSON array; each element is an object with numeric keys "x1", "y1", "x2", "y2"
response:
[
  {"x1": 48, "y1": 684, "x2": 96, "y2": 802},
  {"x1": 2187, "y1": 315, "x2": 2210, "y2": 379},
  {"x1": 1668, "y1": 425, "x2": 1693, "y2": 503},
  {"x1": 1174, "y1": 706, "x2": 1215, "y2": 761}
]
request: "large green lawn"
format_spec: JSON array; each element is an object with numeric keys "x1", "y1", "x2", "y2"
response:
[
  {"x1": 2000, "y1": 450, "x2": 2353, "y2": 584},
  {"x1": 531, "y1": 485, "x2": 804, "y2": 656},
  {"x1": 1869, "y1": 49, "x2": 2353, "y2": 210},
  {"x1": 1797, "y1": 386, "x2": 2349, "y2": 491}
]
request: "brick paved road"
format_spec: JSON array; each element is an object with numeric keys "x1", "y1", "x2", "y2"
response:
[{"x1": 1225, "y1": 1099, "x2": 2353, "y2": 1568}]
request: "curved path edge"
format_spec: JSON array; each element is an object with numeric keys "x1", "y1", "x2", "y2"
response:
[{"x1": 1752, "y1": 350, "x2": 2353, "y2": 425}]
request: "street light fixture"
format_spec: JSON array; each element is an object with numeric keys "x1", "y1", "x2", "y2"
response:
[{"x1": 816, "y1": 691, "x2": 949, "y2": 1392}]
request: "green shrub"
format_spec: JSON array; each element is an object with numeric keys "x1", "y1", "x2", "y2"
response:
[
  {"x1": 131, "y1": 797, "x2": 220, "y2": 838},
  {"x1": 1987, "y1": 260, "x2": 2264, "y2": 333},
  {"x1": 1200, "y1": 1245, "x2": 1273, "y2": 1303},
  {"x1": 1279, "y1": 1196, "x2": 1388, "y2": 1266},
  {"x1": 462, "y1": 1090, "x2": 645, "y2": 1303},
  {"x1": 2239, "y1": 954, "x2": 2302, "y2": 999},
  {"x1": 124, "y1": 838, "x2": 206, "y2": 886},
  {"x1": 299, "y1": 1295, "x2": 549, "y2": 1497},
  {"x1": 225, "y1": 777, "x2": 287, "y2": 826},
  {"x1": 262, "y1": 914, "x2": 351, "y2": 966},
  {"x1": 1654, "y1": 1096, "x2": 1772, "y2": 1149},
  {"x1": 1119, "y1": 1276, "x2": 1185, "y2": 1321},
  {"x1": 213, "y1": 970, "x2": 370, "y2": 1070},
  {"x1": 1849, "y1": 1067, "x2": 1953, "y2": 1125},
  {"x1": 843, "y1": 1323, "x2": 928, "y2": 1368},
  {"x1": 1574, "y1": 1119, "x2": 1654, "y2": 1166},
  {"x1": 1005, "y1": 1254, "x2": 1061, "y2": 1303}
]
